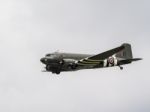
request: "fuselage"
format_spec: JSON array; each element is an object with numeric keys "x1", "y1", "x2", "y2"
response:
[
  {"x1": 41, "y1": 52, "x2": 93, "y2": 64},
  {"x1": 40, "y1": 52, "x2": 94, "y2": 73}
]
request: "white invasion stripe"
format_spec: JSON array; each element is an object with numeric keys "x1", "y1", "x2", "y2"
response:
[
  {"x1": 112, "y1": 54, "x2": 118, "y2": 66},
  {"x1": 103, "y1": 59, "x2": 107, "y2": 67},
  {"x1": 85, "y1": 57, "x2": 88, "y2": 60}
]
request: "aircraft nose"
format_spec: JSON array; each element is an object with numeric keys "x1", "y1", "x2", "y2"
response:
[{"x1": 40, "y1": 58, "x2": 46, "y2": 64}]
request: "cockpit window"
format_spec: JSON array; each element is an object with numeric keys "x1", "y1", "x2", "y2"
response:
[
  {"x1": 46, "y1": 53, "x2": 56, "y2": 57},
  {"x1": 46, "y1": 53, "x2": 58, "y2": 58},
  {"x1": 46, "y1": 54, "x2": 51, "y2": 56}
]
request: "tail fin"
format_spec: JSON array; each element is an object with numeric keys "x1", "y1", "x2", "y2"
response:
[{"x1": 116, "y1": 43, "x2": 133, "y2": 59}]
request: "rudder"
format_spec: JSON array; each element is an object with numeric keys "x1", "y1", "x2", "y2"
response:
[{"x1": 116, "y1": 43, "x2": 133, "y2": 59}]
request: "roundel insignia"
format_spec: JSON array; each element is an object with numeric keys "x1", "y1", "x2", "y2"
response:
[{"x1": 108, "y1": 57, "x2": 114, "y2": 64}]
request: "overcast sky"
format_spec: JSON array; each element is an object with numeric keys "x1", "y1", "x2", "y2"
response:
[{"x1": 0, "y1": 0, "x2": 150, "y2": 112}]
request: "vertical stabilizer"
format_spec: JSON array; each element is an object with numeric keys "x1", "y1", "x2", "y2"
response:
[{"x1": 116, "y1": 43, "x2": 133, "y2": 59}]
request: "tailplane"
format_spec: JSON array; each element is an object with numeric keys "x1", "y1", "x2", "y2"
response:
[{"x1": 119, "y1": 58, "x2": 142, "y2": 64}]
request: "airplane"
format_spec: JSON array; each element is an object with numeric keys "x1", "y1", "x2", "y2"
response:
[{"x1": 40, "y1": 43, "x2": 142, "y2": 74}]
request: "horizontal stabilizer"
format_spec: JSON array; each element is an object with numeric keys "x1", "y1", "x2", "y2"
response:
[
  {"x1": 130, "y1": 58, "x2": 142, "y2": 61},
  {"x1": 119, "y1": 58, "x2": 142, "y2": 64}
]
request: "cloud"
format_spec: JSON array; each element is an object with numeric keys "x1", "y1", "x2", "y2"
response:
[{"x1": 0, "y1": 0, "x2": 150, "y2": 112}]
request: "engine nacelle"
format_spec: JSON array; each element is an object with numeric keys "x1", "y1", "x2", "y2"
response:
[{"x1": 63, "y1": 59, "x2": 78, "y2": 69}]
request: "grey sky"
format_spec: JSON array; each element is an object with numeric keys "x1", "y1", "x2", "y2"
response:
[{"x1": 0, "y1": 0, "x2": 150, "y2": 112}]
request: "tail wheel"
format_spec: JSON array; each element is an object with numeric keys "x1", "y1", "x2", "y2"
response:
[
  {"x1": 118, "y1": 65, "x2": 123, "y2": 70},
  {"x1": 120, "y1": 66, "x2": 123, "y2": 70}
]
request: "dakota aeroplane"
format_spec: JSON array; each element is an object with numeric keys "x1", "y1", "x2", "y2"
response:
[{"x1": 40, "y1": 43, "x2": 142, "y2": 74}]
